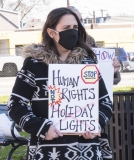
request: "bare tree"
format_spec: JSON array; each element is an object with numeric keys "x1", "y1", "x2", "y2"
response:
[
  {"x1": 1, "y1": 0, "x2": 53, "y2": 20},
  {"x1": 0, "y1": 0, "x2": 7, "y2": 8},
  {"x1": 42, "y1": 0, "x2": 52, "y2": 5},
  {"x1": 21, "y1": 0, "x2": 42, "y2": 20}
]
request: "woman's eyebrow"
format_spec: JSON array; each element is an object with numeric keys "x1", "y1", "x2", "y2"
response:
[
  {"x1": 63, "y1": 24, "x2": 78, "y2": 27},
  {"x1": 63, "y1": 25, "x2": 70, "y2": 27}
]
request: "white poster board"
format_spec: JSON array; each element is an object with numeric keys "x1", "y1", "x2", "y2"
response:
[
  {"x1": 48, "y1": 64, "x2": 99, "y2": 134},
  {"x1": 92, "y1": 48, "x2": 115, "y2": 101},
  {"x1": 0, "y1": 113, "x2": 21, "y2": 139}
]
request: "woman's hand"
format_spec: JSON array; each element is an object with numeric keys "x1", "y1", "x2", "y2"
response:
[
  {"x1": 113, "y1": 57, "x2": 121, "y2": 73},
  {"x1": 83, "y1": 131, "x2": 101, "y2": 139},
  {"x1": 45, "y1": 125, "x2": 63, "y2": 140}
]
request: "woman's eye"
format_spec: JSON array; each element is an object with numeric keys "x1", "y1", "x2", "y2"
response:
[
  {"x1": 63, "y1": 26, "x2": 69, "y2": 30},
  {"x1": 63, "y1": 26, "x2": 78, "y2": 30}
]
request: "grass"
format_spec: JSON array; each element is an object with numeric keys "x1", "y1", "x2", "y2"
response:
[
  {"x1": 0, "y1": 95, "x2": 9, "y2": 104},
  {"x1": 0, "y1": 145, "x2": 27, "y2": 160},
  {"x1": 0, "y1": 132, "x2": 29, "y2": 160},
  {"x1": 113, "y1": 86, "x2": 134, "y2": 92}
]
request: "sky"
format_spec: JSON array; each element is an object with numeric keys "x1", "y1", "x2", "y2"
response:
[
  {"x1": 6, "y1": 0, "x2": 134, "y2": 21},
  {"x1": 35, "y1": 0, "x2": 134, "y2": 21}
]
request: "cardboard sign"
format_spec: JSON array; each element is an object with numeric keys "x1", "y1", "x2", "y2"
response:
[
  {"x1": 93, "y1": 48, "x2": 115, "y2": 101},
  {"x1": 48, "y1": 64, "x2": 99, "y2": 134}
]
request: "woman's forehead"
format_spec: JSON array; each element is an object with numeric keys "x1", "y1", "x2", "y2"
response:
[{"x1": 57, "y1": 14, "x2": 78, "y2": 25}]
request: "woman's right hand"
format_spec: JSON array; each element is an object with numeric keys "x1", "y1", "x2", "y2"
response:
[{"x1": 45, "y1": 125, "x2": 63, "y2": 140}]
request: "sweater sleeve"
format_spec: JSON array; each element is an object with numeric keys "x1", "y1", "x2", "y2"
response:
[
  {"x1": 7, "y1": 57, "x2": 52, "y2": 139},
  {"x1": 114, "y1": 71, "x2": 121, "y2": 85},
  {"x1": 99, "y1": 74, "x2": 113, "y2": 129}
]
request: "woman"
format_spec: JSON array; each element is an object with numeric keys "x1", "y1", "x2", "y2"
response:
[
  {"x1": 7, "y1": 8, "x2": 112, "y2": 160},
  {"x1": 68, "y1": 6, "x2": 121, "y2": 85}
]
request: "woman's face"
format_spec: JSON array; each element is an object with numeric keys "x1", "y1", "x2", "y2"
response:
[
  {"x1": 48, "y1": 14, "x2": 78, "y2": 45},
  {"x1": 55, "y1": 14, "x2": 78, "y2": 42}
]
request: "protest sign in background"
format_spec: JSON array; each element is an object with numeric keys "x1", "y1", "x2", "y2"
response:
[
  {"x1": 93, "y1": 48, "x2": 115, "y2": 101},
  {"x1": 48, "y1": 64, "x2": 99, "y2": 134}
]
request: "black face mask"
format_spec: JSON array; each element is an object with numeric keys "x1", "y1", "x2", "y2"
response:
[{"x1": 56, "y1": 29, "x2": 78, "y2": 50}]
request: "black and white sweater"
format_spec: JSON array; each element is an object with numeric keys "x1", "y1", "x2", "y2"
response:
[{"x1": 7, "y1": 45, "x2": 112, "y2": 160}]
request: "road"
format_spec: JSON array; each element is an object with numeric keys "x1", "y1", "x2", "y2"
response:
[
  {"x1": 0, "y1": 72, "x2": 134, "y2": 96},
  {"x1": 0, "y1": 77, "x2": 16, "y2": 96},
  {"x1": 115, "y1": 72, "x2": 134, "y2": 87}
]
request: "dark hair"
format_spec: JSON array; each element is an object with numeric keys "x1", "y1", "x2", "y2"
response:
[{"x1": 42, "y1": 7, "x2": 97, "y2": 62}]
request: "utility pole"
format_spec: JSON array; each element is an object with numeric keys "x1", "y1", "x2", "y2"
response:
[
  {"x1": 98, "y1": 9, "x2": 107, "y2": 18},
  {"x1": 93, "y1": 11, "x2": 96, "y2": 23},
  {"x1": 67, "y1": 0, "x2": 70, "y2": 7}
]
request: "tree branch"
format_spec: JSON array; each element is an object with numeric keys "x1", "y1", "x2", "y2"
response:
[
  {"x1": 21, "y1": 0, "x2": 41, "y2": 20},
  {"x1": 0, "y1": 0, "x2": 6, "y2": 8},
  {"x1": 0, "y1": 0, "x2": 53, "y2": 20},
  {"x1": 13, "y1": 0, "x2": 23, "y2": 11}
]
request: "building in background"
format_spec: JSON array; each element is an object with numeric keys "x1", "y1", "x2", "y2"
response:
[
  {"x1": 0, "y1": 27, "x2": 134, "y2": 56},
  {"x1": 0, "y1": 28, "x2": 41, "y2": 55},
  {"x1": 84, "y1": 15, "x2": 134, "y2": 25},
  {"x1": 23, "y1": 18, "x2": 44, "y2": 29},
  {"x1": 0, "y1": 8, "x2": 20, "y2": 55},
  {"x1": 84, "y1": 15, "x2": 111, "y2": 24}
]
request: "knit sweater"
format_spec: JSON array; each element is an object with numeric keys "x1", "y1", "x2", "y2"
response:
[{"x1": 7, "y1": 44, "x2": 112, "y2": 160}]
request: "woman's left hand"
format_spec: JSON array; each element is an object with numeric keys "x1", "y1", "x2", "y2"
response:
[
  {"x1": 113, "y1": 57, "x2": 121, "y2": 73},
  {"x1": 83, "y1": 131, "x2": 101, "y2": 139}
]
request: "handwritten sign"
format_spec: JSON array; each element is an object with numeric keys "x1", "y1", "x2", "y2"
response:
[
  {"x1": 93, "y1": 48, "x2": 115, "y2": 61},
  {"x1": 48, "y1": 64, "x2": 99, "y2": 134},
  {"x1": 93, "y1": 48, "x2": 115, "y2": 101}
]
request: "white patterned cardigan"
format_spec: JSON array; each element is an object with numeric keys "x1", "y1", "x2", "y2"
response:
[{"x1": 7, "y1": 46, "x2": 112, "y2": 160}]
